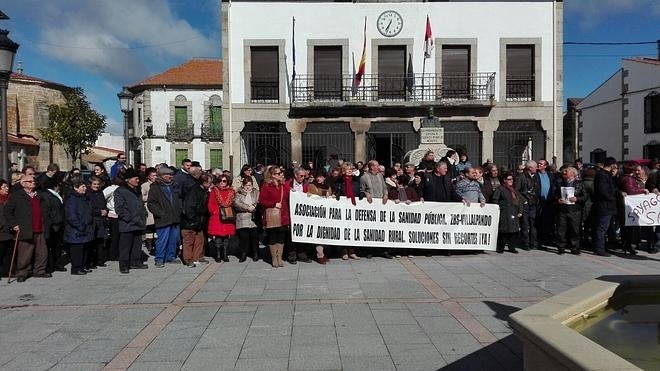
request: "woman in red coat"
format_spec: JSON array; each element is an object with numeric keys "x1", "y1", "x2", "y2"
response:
[
  {"x1": 258, "y1": 166, "x2": 291, "y2": 268},
  {"x1": 208, "y1": 174, "x2": 236, "y2": 262}
]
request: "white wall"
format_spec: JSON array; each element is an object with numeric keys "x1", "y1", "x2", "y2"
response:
[
  {"x1": 580, "y1": 100, "x2": 622, "y2": 161},
  {"x1": 96, "y1": 133, "x2": 124, "y2": 151},
  {"x1": 146, "y1": 88, "x2": 222, "y2": 168},
  {"x1": 227, "y1": 1, "x2": 556, "y2": 103},
  {"x1": 623, "y1": 60, "x2": 660, "y2": 159}
]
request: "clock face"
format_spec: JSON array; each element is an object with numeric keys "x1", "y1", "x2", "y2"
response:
[{"x1": 377, "y1": 10, "x2": 403, "y2": 37}]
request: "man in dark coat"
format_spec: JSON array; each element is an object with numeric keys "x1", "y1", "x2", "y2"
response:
[
  {"x1": 173, "y1": 158, "x2": 197, "y2": 196},
  {"x1": 423, "y1": 161, "x2": 460, "y2": 203},
  {"x1": 114, "y1": 169, "x2": 148, "y2": 273},
  {"x1": 181, "y1": 174, "x2": 211, "y2": 266},
  {"x1": 4, "y1": 174, "x2": 52, "y2": 281},
  {"x1": 536, "y1": 159, "x2": 556, "y2": 246},
  {"x1": 554, "y1": 167, "x2": 586, "y2": 255},
  {"x1": 42, "y1": 177, "x2": 66, "y2": 272},
  {"x1": 592, "y1": 157, "x2": 618, "y2": 256},
  {"x1": 515, "y1": 160, "x2": 541, "y2": 250},
  {"x1": 148, "y1": 166, "x2": 182, "y2": 267}
]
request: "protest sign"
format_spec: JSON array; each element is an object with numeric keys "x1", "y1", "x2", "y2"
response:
[
  {"x1": 289, "y1": 191, "x2": 500, "y2": 251},
  {"x1": 624, "y1": 193, "x2": 660, "y2": 226}
]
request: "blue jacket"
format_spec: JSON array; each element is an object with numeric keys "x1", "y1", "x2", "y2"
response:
[{"x1": 64, "y1": 191, "x2": 94, "y2": 244}]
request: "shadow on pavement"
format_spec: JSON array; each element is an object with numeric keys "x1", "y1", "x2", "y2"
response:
[{"x1": 439, "y1": 301, "x2": 523, "y2": 371}]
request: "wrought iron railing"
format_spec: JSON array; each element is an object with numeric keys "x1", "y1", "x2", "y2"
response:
[
  {"x1": 250, "y1": 80, "x2": 279, "y2": 103},
  {"x1": 166, "y1": 123, "x2": 194, "y2": 142},
  {"x1": 505, "y1": 76, "x2": 535, "y2": 102},
  {"x1": 291, "y1": 72, "x2": 496, "y2": 104},
  {"x1": 201, "y1": 123, "x2": 224, "y2": 142}
]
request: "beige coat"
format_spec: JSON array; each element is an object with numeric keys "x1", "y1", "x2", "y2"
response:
[
  {"x1": 141, "y1": 181, "x2": 155, "y2": 226},
  {"x1": 233, "y1": 188, "x2": 259, "y2": 229}
]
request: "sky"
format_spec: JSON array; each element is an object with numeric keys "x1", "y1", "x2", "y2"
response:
[{"x1": 1, "y1": 0, "x2": 659, "y2": 135}]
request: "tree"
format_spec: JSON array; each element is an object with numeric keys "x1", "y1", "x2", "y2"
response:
[{"x1": 40, "y1": 87, "x2": 106, "y2": 166}]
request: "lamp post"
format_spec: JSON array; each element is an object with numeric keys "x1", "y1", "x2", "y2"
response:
[
  {"x1": 117, "y1": 86, "x2": 133, "y2": 166},
  {"x1": 0, "y1": 13, "x2": 19, "y2": 180}
]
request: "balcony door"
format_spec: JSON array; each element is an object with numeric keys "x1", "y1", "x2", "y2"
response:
[
  {"x1": 378, "y1": 45, "x2": 406, "y2": 100},
  {"x1": 314, "y1": 46, "x2": 342, "y2": 100},
  {"x1": 441, "y1": 46, "x2": 470, "y2": 99}
]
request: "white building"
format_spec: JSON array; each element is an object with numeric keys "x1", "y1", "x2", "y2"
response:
[
  {"x1": 577, "y1": 57, "x2": 660, "y2": 162},
  {"x1": 222, "y1": 0, "x2": 563, "y2": 172},
  {"x1": 126, "y1": 59, "x2": 223, "y2": 169}
]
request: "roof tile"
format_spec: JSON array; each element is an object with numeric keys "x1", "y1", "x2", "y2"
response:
[{"x1": 131, "y1": 58, "x2": 222, "y2": 88}]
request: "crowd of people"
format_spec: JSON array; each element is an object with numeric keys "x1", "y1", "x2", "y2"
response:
[{"x1": 0, "y1": 150, "x2": 658, "y2": 282}]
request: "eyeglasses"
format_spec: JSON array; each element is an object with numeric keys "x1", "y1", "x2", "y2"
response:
[
  {"x1": 246, "y1": 169, "x2": 253, "y2": 172},
  {"x1": 504, "y1": 178, "x2": 514, "y2": 181},
  {"x1": 219, "y1": 179, "x2": 228, "y2": 183},
  {"x1": 21, "y1": 180, "x2": 35, "y2": 183},
  {"x1": 273, "y1": 172, "x2": 282, "y2": 175}
]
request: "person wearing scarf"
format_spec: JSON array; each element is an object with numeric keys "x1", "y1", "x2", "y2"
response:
[
  {"x1": 0, "y1": 180, "x2": 13, "y2": 277},
  {"x1": 331, "y1": 163, "x2": 361, "y2": 260},
  {"x1": 491, "y1": 171, "x2": 523, "y2": 254}
]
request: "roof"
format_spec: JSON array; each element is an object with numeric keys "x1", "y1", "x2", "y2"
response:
[
  {"x1": 623, "y1": 57, "x2": 660, "y2": 66},
  {"x1": 9, "y1": 72, "x2": 71, "y2": 92},
  {"x1": 8, "y1": 133, "x2": 38, "y2": 147},
  {"x1": 130, "y1": 58, "x2": 222, "y2": 91}
]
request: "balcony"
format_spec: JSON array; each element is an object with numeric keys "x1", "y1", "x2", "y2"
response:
[
  {"x1": 201, "y1": 123, "x2": 224, "y2": 142},
  {"x1": 506, "y1": 76, "x2": 535, "y2": 102},
  {"x1": 166, "y1": 123, "x2": 194, "y2": 142},
  {"x1": 291, "y1": 72, "x2": 496, "y2": 107}
]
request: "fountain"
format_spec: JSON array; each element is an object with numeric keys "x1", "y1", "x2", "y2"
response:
[{"x1": 509, "y1": 275, "x2": 660, "y2": 371}]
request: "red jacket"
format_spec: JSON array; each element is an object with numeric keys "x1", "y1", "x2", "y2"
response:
[
  {"x1": 259, "y1": 182, "x2": 291, "y2": 227},
  {"x1": 207, "y1": 186, "x2": 236, "y2": 237}
]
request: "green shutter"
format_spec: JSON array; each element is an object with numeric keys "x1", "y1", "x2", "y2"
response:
[
  {"x1": 211, "y1": 106, "x2": 222, "y2": 132},
  {"x1": 175, "y1": 107, "x2": 187, "y2": 129},
  {"x1": 175, "y1": 149, "x2": 189, "y2": 166},
  {"x1": 210, "y1": 149, "x2": 223, "y2": 169}
]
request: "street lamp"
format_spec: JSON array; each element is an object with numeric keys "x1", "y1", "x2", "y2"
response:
[
  {"x1": 117, "y1": 86, "x2": 133, "y2": 166},
  {"x1": 0, "y1": 12, "x2": 19, "y2": 180}
]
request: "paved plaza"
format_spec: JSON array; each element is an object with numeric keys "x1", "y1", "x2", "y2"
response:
[{"x1": 0, "y1": 249, "x2": 658, "y2": 371}]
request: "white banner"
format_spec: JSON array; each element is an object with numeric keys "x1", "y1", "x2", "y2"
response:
[
  {"x1": 289, "y1": 191, "x2": 500, "y2": 251},
  {"x1": 624, "y1": 194, "x2": 660, "y2": 226}
]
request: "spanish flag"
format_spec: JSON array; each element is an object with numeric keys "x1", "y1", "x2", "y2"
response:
[{"x1": 353, "y1": 17, "x2": 367, "y2": 95}]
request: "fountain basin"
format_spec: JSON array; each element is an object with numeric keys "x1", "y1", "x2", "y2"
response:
[{"x1": 509, "y1": 275, "x2": 660, "y2": 371}]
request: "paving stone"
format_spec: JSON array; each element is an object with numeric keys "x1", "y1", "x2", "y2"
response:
[
  {"x1": 240, "y1": 335, "x2": 291, "y2": 359},
  {"x1": 234, "y1": 357, "x2": 289, "y2": 371},
  {"x1": 293, "y1": 304, "x2": 334, "y2": 326},
  {"x1": 388, "y1": 343, "x2": 447, "y2": 371},
  {"x1": 378, "y1": 324, "x2": 431, "y2": 345},
  {"x1": 181, "y1": 346, "x2": 241, "y2": 370},
  {"x1": 49, "y1": 362, "x2": 106, "y2": 371},
  {"x1": 337, "y1": 334, "x2": 389, "y2": 356},
  {"x1": 416, "y1": 316, "x2": 468, "y2": 334},
  {"x1": 371, "y1": 309, "x2": 418, "y2": 325},
  {"x1": 288, "y1": 345, "x2": 341, "y2": 370},
  {"x1": 128, "y1": 361, "x2": 184, "y2": 371},
  {"x1": 291, "y1": 325, "x2": 337, "y2": 346},
  {"x1": 340, "y1": 355, "x2": 396, "y2": 371}
]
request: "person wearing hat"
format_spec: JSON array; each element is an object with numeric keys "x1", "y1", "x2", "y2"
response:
[
  {"x1": 114, "y1": 169, "x2": 148, "y2": 273},
  {"x1": 148, "y1": 166, "x2": 182, "y2": 267}
]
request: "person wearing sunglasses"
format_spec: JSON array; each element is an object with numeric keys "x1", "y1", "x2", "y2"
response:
[
  {"x1": 491, "y1": 171, "x2": 523, "y2": 254},
  {"x1": 208, "y1": 175, "x2": 236, "y2": 263},
  {"x1": 258, "y1": 167, "x2": 291, "y2": 268}
]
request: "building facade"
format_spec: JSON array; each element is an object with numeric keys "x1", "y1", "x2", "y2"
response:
[
  {"x1": 127, "y1": 59, "x2": 223, "y2": 169},
  {"x1": 577, "y1": 57, "x2": 660, "y2": 162},
  {"x1": 7, "y1": 70, "x2": 72, "y2": 170},
  {"x1": 222, "y1": 0, "x2": 563, "y2": 173}
]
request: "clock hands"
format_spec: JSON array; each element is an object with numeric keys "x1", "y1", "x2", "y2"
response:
[{"x1": 386, "y1": 19, "x2": 392, "y2": 32}]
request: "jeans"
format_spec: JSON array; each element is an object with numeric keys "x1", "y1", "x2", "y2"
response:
[
  {"x1": 155, "y1": 225, "x2": 180, "y2": 263},
  {"x1": 594, "y1": 214, "x2": 613, "y2": 251}
]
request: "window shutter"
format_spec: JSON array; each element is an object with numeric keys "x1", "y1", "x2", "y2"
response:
[
  {"x1": 175, "y1": 107, "x2": 187, "y2": 129},
  {"x1": 210, "y1": 149, "x2": 223, "y2": 168},
  {"x1": 175, "y1": 149, "x2": 189, "y2": 166},
  {"x1": 211, "y1": 106, "x2": 222, "y2": 131}
]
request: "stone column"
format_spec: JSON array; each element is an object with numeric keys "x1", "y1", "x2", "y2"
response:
[
  {"x1": 350, "y1": 119, "x2": 371, "y2": 162},
  {"x1": 478, "y1": 120, "x2": 498, "y2": 164},
  {"x1": 287, "y1": 119, "x2": 306, "y2": 165}
]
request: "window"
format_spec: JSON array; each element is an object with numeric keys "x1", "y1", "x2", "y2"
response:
[
  {"x1": 506, "y1": 45, "x2": 534, "y2": 101},
  {"x1": 378, "y1": 45, "x2": 406, "y2": 100},
  {"x1": 175, "y1": 107, "x2": 187, "y2": 129},
  {"x1": 210, "y1": 149, "x2": 223, "y2": 169},
  {"x1": 590, "y1": 149, "x2": 606, "y2": 164},
  {"x1": 210, "y1": 106, "x2": 222, "y2": 132},
  {"x1": 175, "y1": 149, "x2": 189, "y2": 166},
  {"x1": 251, "y1": 46, "x2": 279, "y2": 102},
  {"x1": 441, "y1": 46, "x2": 471, "y2": 99},
  {"x1": 314, "y1": 46, "x2": 342, "y2": 100},
  {"x1": 644, "y1": 91, "x2": 660, "y2": 133}
]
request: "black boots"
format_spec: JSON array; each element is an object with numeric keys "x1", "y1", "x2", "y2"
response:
[{"x1": 214, "y1": 238, "x2": 229, "y2": 262}]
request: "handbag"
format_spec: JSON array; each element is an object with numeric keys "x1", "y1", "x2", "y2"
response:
[
  {"x1": 220, "y1": 206, "x2": 235, "y2": 221},
  {"x1": 264, "y1": 186, "x2": 284, "y2": 229},
  {"x1": 213, "y1": 188, "x2": 236, "y2": 222}
]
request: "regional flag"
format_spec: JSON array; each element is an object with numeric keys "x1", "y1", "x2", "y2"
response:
[
  {"x1": 353, "y1": 17, "x2": 367, "y2": 95},
  {"x1": 424, "y1": 15, "x2": 434, "y2": 59}
]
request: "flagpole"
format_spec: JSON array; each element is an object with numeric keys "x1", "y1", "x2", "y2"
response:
[
  {"x1": 422, "y1": 58, "x2": 426, "y2": 100},
  {"x1": 291, "y1": 16, "x2": 296, "y2": 104},
  {"x1": 227, "y1": 0, "x2": 233, "y2": 175}
]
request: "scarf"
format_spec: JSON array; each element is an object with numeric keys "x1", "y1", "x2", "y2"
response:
[
  {"x1": 343, "y1": 176, "x2": 356, "y2": 205},
  {"x1": 504, "y1": 184, "x2": 517, "y2": 201},
  {"x1": 0, "y1": 193, "x2": 8, "y2": 205}
]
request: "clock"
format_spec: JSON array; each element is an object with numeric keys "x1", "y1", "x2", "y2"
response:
[{"x1": 377, "y1": 10, "x2": 403, "y2": 37}]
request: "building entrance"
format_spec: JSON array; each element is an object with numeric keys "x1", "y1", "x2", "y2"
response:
[{"x1": 366, "y1": 122, "x2": 419, "y2": 167}]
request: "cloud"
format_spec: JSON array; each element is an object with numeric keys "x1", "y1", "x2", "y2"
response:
[
  {"x1": 565, "y1": 0, "x2": 660, "y2": 29},
  {"x1": 17, "y1": 0, "x2": 218, "y2": 84},
  {"x1": 104, "y1": 117, "x2": 123, "y2": 136}
]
